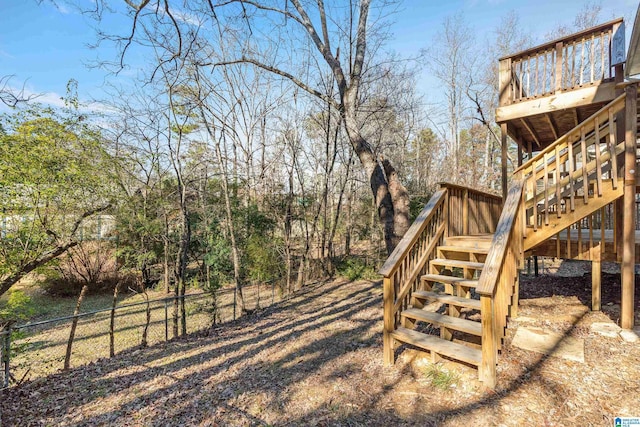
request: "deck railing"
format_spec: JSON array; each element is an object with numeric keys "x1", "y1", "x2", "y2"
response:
[
  {"x1": 441, "y1": 183, "x2": 503, "y2": 236},
  {"x1": 515, "y1": 91, "x2": 627, "y2": 251},
  {"x1": 476, "y1": 177, "x2": 525, "y2": 388},
  {"x1": 379, "y1": 183, "x2": 502, "y2": 365},
  {"x1": 499, "y1": 18, "x2": 623, "y2": 105}
]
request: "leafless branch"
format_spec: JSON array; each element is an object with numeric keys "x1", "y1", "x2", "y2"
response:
[
  {"x1": 210, "y1": 58, "x2": 339, "y2": 108},
  {"x1": 0, "y1": 75, "x2": 36, "y2": 107}
]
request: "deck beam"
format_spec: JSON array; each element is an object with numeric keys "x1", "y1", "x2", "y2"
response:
[{"x1": 496, "y1": 82, "x2": 617, "y2": 123}]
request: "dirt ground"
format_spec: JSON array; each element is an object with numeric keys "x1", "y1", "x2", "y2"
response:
[{"x1": 2, "y1": 261, "x2": 640, "y2": 426}]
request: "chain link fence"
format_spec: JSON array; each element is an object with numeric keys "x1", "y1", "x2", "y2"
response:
[{"x1": 1, "y1": 281, "x2": 283, "y2": 389}]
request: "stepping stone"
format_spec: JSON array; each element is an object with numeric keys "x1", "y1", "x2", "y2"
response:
[
  {"x1": 591, "y1": 322, "x2": 621, "y2": 338},
  {"x1": 512, "y1": 327, "x2": 584, "y2": 363},
  {"x1": 620, "y1": 329, "x2": 639, "y2": 343}
]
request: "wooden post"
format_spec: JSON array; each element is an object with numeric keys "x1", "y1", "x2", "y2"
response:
[
  {"x1": 501, "y1": 123, "x2": 508, "y2": 202},
  {"x1": 554, "y1": 42, "x2": 563, "y2": 93},
  {"x1": 591, "y1": 243, "x2": 601, "y2": 311},
  {"x1": 480, "y1": 295, "x2": 496, "y2": 388},
  {"x1": 517, "y1": 145, "x2": 523, "y2": 167},
  {"x1": 621, "y1": 84, "x2": 637, "y2": 329},
  {"x1": 499, "y1": 58, "x2": 512, "y2": 106},
  {"x1": 383, "y1": 277, "x2": 395, "y2": 365},
  {"x1": 615, "y1": 63, "x2": 625, "y2": 260}
]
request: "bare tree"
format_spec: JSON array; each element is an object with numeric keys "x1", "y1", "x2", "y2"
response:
[
  {"x1": 428, "y1": 12, "x2": 474, "y2": 179},
  {"x1": 94, "y1": 0, "x2": 411, "y2": 254},
  {"x1": 0, "y1": 75, "x2": 34, "y2": 108}
]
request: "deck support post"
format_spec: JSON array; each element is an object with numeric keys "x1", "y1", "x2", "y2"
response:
[
  {"x1": 517, "y1": 145, "x2": 523, "y2": 167},
  {"x1": 591, "y1": 243, "x2": 601, "y2": 311},
  {"x1": 480, "y1": 295, "x2": 496, "y2": 388},
  {"x1": 621, "y1": 84, "x2": 637, "y2": 329},
  {"x1": 501, "y1": 123, "x2": 508, "y2": 202},
  {"x1": 383, "y1": 277, "x2": 395, "y2": 364},
  {"x1": 615, "y1": 63, "x2": 625, "y2": 261}
]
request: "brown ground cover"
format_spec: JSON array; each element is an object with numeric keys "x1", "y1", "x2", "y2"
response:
[{"x1": 2, "y1": 263, "x2": 639, "y2": 426}]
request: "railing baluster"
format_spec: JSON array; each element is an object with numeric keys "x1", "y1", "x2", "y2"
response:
[
  {"x1": 519, "y1": 60, "x2": 523, "y2": 99},
  {"x1": 590, "y1": 33, "x2": 595, "y2": 83},
  {"x1": 608, "y1": 108, "x2": 618, "y2": 187},
  {"x1": 580, "y1": 37, "x2": 585, "y2": 85},
  {"x1": 555, "y1": 145, "x2": 562, "y2": 217},
  {"x1": 530, "y1": 172, "x2": 538, "y2": 230},
  {"x1": 578, "y1": 221, "x2": 583, "y2": 258},
  {"x1": 600, "y1": 32, "x2": 606, "y2": 80},
  {"x1": 544, "y1": 153, "x2": 550, "y2": 225},
  {"x1": 543, "y1": 50, "x2": 548, "y2": 93},
  {"x1": 526, "y1": 56, "x2": 531, "y2": 96},
  {"x1": 533, "y1": 55, "x2": 540, "y2": 96},
  {"x1": 595, "y1": 116, "x2": 603, "y2": 196},
  {"x1": 581, "y1": 127, "x2": 589, "y2": 203}
]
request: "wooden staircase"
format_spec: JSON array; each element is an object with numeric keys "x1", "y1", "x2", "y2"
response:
[
  {"x1": 380, "y1": 85, "x2": 637, "y2": 388},
  {"x1": 391, "y1": 235, "x2": 491, "y2": 368}
]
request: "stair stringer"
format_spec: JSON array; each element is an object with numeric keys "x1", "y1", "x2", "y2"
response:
[{"x1": 523, "y1": 179, "x2": 623, "y2": 251}]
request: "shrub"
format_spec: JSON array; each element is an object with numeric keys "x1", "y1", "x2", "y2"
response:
[
  {"x1": 336, "y1": 257, "x2": 379, "y2": 281},
  {"x1": 40, "y1": 241, "x2": 123, "y2": 296},
  {"x1": 0, "y1": 290, "x2": 35, "y2": 325}
]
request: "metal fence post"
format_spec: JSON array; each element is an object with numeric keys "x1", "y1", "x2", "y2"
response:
[{"x1": 2, "y1": 326, "x2": 11, "y2": 388}]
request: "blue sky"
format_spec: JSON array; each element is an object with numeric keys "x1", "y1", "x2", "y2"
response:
[{"x1": 1, "y1": 0, "x2": 638, "y2": 112}]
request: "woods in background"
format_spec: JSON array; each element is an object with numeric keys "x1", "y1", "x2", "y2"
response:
[{"x1": 0, "y1": 1, "x2": 608, "y2": 321}]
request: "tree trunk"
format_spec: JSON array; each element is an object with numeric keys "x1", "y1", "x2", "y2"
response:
[
  {"x1": 109, "y1": 282, "x2": 120, "y2": 358},
  {"x1": 341, "y1": 96, "x2": 410, "y2": 254},
  {"x1": 141, "y1": 289, "x2": 151, "y2": 347},
  {"x1": 64, "y1": 284, "x2": 89, "y2": 370}
]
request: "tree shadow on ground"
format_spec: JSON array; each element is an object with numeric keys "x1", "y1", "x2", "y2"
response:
[{"x1": 1, "y1": 275, "x2": 636, "y2": 426}]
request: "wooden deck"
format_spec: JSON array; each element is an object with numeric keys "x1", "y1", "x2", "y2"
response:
[
  {"x1": 496, "y1": 18, "x2": 624, "y2": 152},
  {"x1": 528, "y1": 229, "x2": 640, "y2": 262}
]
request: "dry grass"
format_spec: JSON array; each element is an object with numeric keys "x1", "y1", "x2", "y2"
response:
[
  {"x1": 5, "y1": 280, "x2": 284, "y2": 383},
  {"x1": 1, "y1": 272, "x2": 639, "y2": 426}
]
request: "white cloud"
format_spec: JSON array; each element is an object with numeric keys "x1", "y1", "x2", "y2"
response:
[{"x1": 32, "y1": 91, "x2": 68, "y2": 108}]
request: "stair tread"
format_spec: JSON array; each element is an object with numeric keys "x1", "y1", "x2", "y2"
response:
[
  {"x1": 413, "y1": 290, "x2": 481, "y2": 310},
  {"x1": 437, "y1": 245, "x2": 490, "y2": 254},
  {"x1": 431, "y1": 258, "x2": 485, "y2": 269},
  {"x1": 402, "y1": 308, "x2": 482, "y2": 336},
  {"x1": 421, "y1": 274, "x2": 479, "y2": 287},
  {"x1": 443, "y1": 235, "x2": 493, "y2": 249},
  {"x1": 391, "y1": 327, "x2": 482, "y2": 366}
]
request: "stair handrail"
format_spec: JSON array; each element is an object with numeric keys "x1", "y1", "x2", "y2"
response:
[
  {"x1": 380, "y1": 183, "x2": 503, "y2": 366},
  {"x1": 475, "y1": 177, "x2": 525, "y2": 387},
  {"x1": 380, "y1": 187, "x2": 448, "y2": 364},
  {"x1": 514, "y1": 92, "x2": 626, "y2": 176},
  {"x1": 514, "y1": 89, "x2": 629, "y2": 242}
]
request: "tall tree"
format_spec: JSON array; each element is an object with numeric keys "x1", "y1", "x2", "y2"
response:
[{"x1": 93, "y1": 0, "x2": 412, "y2": 254}]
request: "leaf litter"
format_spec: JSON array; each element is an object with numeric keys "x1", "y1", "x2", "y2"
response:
[{"x1": 1, "y1": 266, "x2": 639, "y2": 426}]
